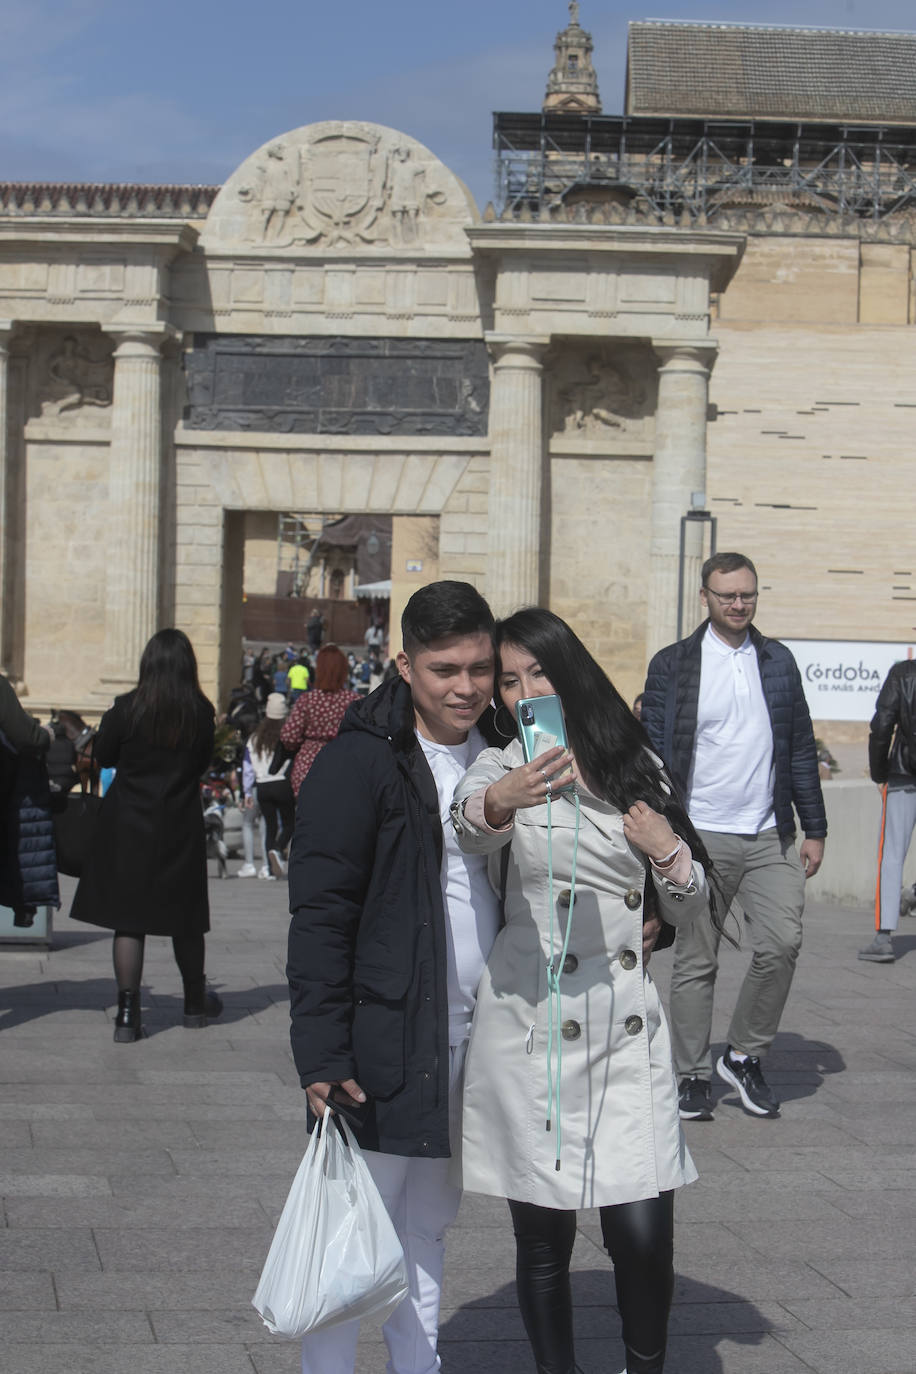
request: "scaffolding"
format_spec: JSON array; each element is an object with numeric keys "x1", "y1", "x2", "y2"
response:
[
  {"x1": 494, "y1": 111, "x2": 916, "y2": 222},
  {"x1": 275, "y1": 513, "x2": 338, "y2": 597}
]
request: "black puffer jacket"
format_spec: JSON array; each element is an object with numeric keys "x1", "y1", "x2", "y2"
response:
[
  {"x1": 287, "y1": 676, "x2": 497, "y2": 1158},
  {"x1": 642, "y1": 621, "x2": 826, "y2": 841},
  {"x1": 0, "y1": 677, "x2": 59, "y2": 913},
  {"x1": 869, "y1": 658, "x2": 916, "y2": 786}
]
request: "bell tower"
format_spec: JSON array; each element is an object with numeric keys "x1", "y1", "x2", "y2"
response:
[{"x1": 542, "y1": 2, "x2": 602, "y2": 114}]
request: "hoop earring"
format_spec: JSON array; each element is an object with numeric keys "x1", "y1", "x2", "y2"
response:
[{"x1": 493, "y1": 703, "x2": 517, "y2": 740}]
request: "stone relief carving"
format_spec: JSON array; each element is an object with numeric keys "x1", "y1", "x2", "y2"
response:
[
  {"x1": 38, "y1": 333, "x2": 113, "y2": 422},
  {"x1": 238, "y1": 142, "x2": 301, "y2": 243},
  {"x1": 203, "y1": 122, "x2": 472, "y2": 253},
  {"x1": 236, "y1": 132, "x2": 448, "y2": 248},
  {"x1": 550, "y1": 347, "x2": 651, "y2": 439}
]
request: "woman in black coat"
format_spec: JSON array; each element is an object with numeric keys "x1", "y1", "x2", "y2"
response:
[{"x1": 70, "y1": 629, "x2": 222, "y2": 1042}]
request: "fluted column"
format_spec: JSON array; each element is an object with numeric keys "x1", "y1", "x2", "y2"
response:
[
  {"x1": 100, "y1": 327, "x2": 174, "y2": 690},
  {"x1": 485, "y1": 335, "x2": 549, "y2": 616},
  {"x1": 0, "y1": 323, "x2": 13, "y2": 675},
  {"x1": 646, "y1": 342, "x2": 717, "y2": 658}
]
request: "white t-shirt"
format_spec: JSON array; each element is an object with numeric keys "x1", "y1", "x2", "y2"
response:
[
  {"x1": 418, "y1": 727, "x2": 501, "y2": 1046},
  {"x1": 687, "y1": 627, "x2": 777, "y2": 834}
]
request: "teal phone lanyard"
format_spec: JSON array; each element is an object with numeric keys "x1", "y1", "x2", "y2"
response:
[{"x1": 544, "y1": 789, "x2": 581, "y2": 1171}]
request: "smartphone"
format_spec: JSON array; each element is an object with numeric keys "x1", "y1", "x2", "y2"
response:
[{"x1": 515, "y1": 695, "x2": 575, "y2": 793}]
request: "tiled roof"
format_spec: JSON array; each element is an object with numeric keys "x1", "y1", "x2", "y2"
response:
[
  {"x1": 0, "y1": 183, "x2": 220, "y2": 217},
  {"x1": 626, "y1": 21, "x2": 916, "y2": 123}
]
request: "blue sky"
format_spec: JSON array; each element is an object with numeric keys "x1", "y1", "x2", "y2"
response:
[{"x1": 2, "y1": 0, "x2": 915, "y2": 210}]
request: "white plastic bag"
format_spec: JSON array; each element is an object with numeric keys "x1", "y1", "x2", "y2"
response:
[{"x1": 252, "y1": 1111, "x2": 408, "y2": 1338}]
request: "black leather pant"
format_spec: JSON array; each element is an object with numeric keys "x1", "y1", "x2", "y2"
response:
[{"x1": 508, "y1": 1192, "x2": 674, "y2": 1374}]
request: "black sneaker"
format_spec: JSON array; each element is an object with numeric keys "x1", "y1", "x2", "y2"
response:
[
  {"x1": 715, "y1": 1047, "x2": 780, "y2": 1117},
  {"x1": 678, "y1": 1076, "x2": 714, "y2": 1121}
]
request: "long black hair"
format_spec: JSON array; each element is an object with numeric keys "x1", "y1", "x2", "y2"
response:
[
  {"x1": 495, "y1": 608, "x2": 715, "y2": 883},
  {"x1": 130, "y1": 628, "x2": 210, "y2": 750}
]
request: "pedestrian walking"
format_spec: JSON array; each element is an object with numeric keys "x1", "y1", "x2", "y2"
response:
[
  {"x1": 246, "y1": 694, "x2": 295, "y2": 880},
  {"x1": 69, "y1": 628, "x2": 222, "y2": 1042},
  {"x1": 861, "y1": 653, "x2": 916, "y2": 962},
  {"x1": 642, "y1": 552, "x2": 826, "y2": 1121},
  {"x1": 279, "y1": 645, "x2": 358, "y2": 798}
]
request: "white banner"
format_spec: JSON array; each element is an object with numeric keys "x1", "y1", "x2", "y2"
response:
[{"x1": 781, "y1": 639, "x2": 916, "y2": 721}]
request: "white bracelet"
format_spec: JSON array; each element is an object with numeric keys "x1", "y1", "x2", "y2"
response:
[{"x1": 651, "y1": 838, "x2": 682, "y2": 870}]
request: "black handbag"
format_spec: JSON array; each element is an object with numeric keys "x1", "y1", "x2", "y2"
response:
[{"x1": 53, "y1": 784, "x2": 102, "y2": 878}]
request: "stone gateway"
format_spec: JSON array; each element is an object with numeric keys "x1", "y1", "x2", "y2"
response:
[{"x1": 2, "y1": 17, "x2": 914, "y2": 721}]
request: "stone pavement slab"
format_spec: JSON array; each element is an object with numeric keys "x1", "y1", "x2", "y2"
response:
[{"x1": 0, "y1": 866, "x2": 912, "y2": 1373}]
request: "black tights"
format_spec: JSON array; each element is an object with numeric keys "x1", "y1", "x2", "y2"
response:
[
  {"x1": 257, "y1": 794, "x2": 294, "y2": 856},
  {"x1": 112, "y1": 931, "x2": 206, "y2": 993},
  {"x1": 508, "y1": 1192, "x2": 674, "y2": 1374}
]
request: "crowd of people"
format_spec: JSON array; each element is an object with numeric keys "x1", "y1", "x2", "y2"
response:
[{"x1": 2, "y1": 564, "x2": 915, "y2": 1374}]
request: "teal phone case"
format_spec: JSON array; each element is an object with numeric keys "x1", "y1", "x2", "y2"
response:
[{"x1": 515, "y1": 695, "x2": 575, "y2": 792}]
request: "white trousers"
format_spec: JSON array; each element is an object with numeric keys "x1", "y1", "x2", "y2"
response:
[
  {"x1": 300, "y1": 1041, "x2": 467, "y2": 1374},
  {"x1": 876, "y1": 786, "x2": 916, "y2": 931},
  {"x1": 241, "y1": 802, "x2": 266, "y2": 865}
]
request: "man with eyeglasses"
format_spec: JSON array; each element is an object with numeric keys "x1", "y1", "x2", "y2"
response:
[{"x1": 642, "y1": 552, "x2": 826, "y2": 1121}]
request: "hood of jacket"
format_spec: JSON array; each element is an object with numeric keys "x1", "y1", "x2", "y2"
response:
[{"x1": 339, "y1": 674, "x2": 504, "y2": 753}]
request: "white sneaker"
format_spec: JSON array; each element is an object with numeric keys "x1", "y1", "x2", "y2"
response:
[
  {"x1": 236, "y1": 863, "x2": 257, "y2": 878},
  {"x1": 268, "y1": 849, "x2": 288, "y2": 879},
  {"x1": 257, "y1": 866, "x2": 275, "y2": 881}
]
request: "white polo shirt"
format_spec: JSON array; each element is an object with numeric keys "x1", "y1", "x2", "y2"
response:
[{"x1": 686, "y1": 626, "x2": 777, "y2": 834}]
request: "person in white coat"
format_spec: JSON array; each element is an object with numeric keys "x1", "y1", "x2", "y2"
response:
[{"x1": 450, "y1": 609, "x2": 715, "y2": 1374}]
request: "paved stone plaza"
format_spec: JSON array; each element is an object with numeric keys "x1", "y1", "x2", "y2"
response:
[{"x1": 0, "y1": 866, "x2": 913, "y2": 1374}]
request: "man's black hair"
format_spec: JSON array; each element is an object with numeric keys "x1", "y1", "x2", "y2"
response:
[
  {"x1": 701, "y1": 551, "x2": 758, "y2": 585},
  {"x1": 401, "y1": 580, "x2": 495, "y2": 655}
]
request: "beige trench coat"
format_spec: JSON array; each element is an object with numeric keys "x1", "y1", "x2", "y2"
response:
[{"x1": 452, "y1": 742, "x2": 704, "y2": 1210}]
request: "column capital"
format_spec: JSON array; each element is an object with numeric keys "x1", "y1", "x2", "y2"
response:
[
  {"x1": 102, "y1": 322, "x2": 181, "y2": 356},
  {"x1": 651, "y1": 338, "x2": 719, "y2": 376},
  {"x1": 485, "y1": 333, "x2": 551, "y2": 368}
]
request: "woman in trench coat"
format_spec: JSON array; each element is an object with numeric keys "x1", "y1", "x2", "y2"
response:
[
  {"x1": 451, "y1": 609, "x2": 713, "y2": 1374},
  {"x1": 70, "y1": 629, "x2": 222, "y2": 1042}
]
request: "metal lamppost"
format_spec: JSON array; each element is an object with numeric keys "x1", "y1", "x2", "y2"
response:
[{"x1": 676, "y1": 496, "x2": 717, "y2": 641}]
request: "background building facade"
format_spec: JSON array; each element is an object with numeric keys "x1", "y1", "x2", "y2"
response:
[{"x1": 1, "y1": 17, "x2": 913, "y2": 722}]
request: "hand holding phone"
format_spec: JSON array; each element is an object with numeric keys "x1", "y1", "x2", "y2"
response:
[{"x1": 484, "y1": 741, "x2": 575, "y2": 824}]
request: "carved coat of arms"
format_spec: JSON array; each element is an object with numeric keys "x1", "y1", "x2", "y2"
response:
[{"x1": 298, "y1": 133, "x2": 387, "y2": 245}]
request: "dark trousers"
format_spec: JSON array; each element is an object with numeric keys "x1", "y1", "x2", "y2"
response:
[
  {"x1": 256, "y1": 780, "x2": 295, "y2": 855},
  {"x1": 508, "y1": 1192, "x2": 674, "y2": 1374}
]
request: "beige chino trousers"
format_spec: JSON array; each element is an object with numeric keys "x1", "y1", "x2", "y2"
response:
[{"x1": 669, "y1": 827, "x2": 806, "y2": 1080}]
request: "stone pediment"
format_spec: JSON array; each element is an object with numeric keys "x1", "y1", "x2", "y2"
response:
[{"x1": 200, "y1": 122, "x2": 478, "y2": 256}]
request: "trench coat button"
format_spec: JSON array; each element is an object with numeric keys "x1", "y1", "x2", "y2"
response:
[
  {"x1": 624, "y1": 888, "x2": 642, "y2": 910},
  {"x1": 560, "y1": 1019, "x2": 581, "y2": 1041},
  {"x1": 625, "y1": 1015, "x2": 643, "y2": 1036},
  {"x1": 671, "y1": 893, "x2": 685, "y2": 902},
  {"x1": 619, "y1": 948, "x2": 638, "y2": 971},
  {"x1": 554, "y1": 953, "x2": 579, "y2": 975},
  {"x1": 558, "y1": 889, "x2": 576, "y2": 908}
]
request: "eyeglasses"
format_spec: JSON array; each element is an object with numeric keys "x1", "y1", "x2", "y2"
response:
[{"x1": 703, "y1": 587, "x2": 759, "y2": 606}]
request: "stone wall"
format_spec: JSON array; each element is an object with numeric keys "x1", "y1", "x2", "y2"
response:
[{"x1": 706, "y1": 235, "x2": 916, "y2": 647}]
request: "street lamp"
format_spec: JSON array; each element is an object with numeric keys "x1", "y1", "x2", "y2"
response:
[{"x1": 677, "y1": 494, "x2": 717, "y2": 640}]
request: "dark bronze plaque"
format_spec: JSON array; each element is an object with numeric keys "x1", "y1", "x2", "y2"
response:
[{"x1": 184, "y1": 335, "x2": 489, "y2": 436}]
